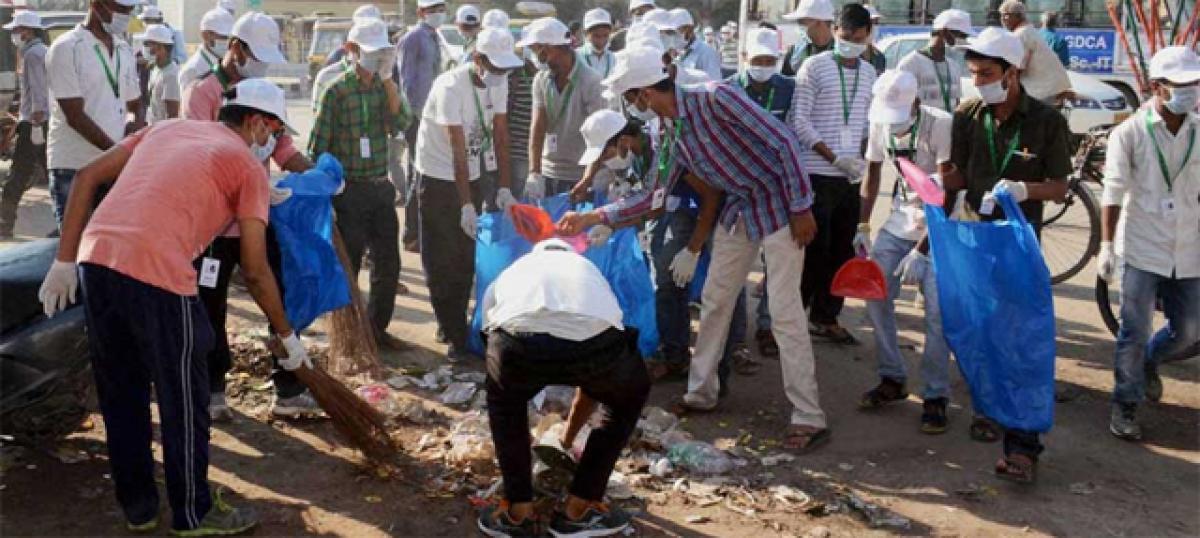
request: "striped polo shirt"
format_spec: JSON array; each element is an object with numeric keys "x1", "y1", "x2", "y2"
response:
[{"x1": 789, "y1": 51, "x2": 876, "y2": 179}]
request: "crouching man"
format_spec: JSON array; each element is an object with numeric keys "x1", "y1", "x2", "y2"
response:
[{"x1": 477, "y1": 238, "x2": 650, "y2": 537}]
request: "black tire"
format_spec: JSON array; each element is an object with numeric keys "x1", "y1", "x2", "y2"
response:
[
  {"x1": 1043, "y1": 181, "x2": 1101, "y2": 284},
  {"x1": 1095, "y1": 277, "x2": 1120, "y2": 337}
]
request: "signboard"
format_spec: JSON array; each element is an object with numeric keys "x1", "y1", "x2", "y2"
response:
[{"x1": 876, "y1": 25, "x2": 1117, "y2": 74}]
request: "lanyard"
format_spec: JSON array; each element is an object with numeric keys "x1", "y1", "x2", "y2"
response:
[
  {"x1": 344, "y1": 63, "x2": 372, "y2": 131},
  {"x1": 1144, "y1": 110, "x2": 1196, "y2": 192},
  {"x1": 923, "y1": 48, "x2": 952, "y2": 112},
  {"x1": 631, "y1": 134, "x2": 651, "y2": 180},
  {"x1": 211, "y1": 63, "x2": 231, "y2": 91},
  {"x1": 545, "y1": 64, "x2": 580, "y2": 127},
  {"x1": 887, "y1": 110, "x2": 922, "y2": 156},
  {"x1": 93, "y1": 43, "x2": 120, "y2": 99},
  {"x1": 201, "y1": 49, "x2": 215, "y2": 68},
  {"x1": 984, "y1": 109, "x2": 1021, "y2": 178},
  {"x1": 656, "y1": 120, "x2": 684, "y2": 186},
  {"x1": 583, "y1": 50, "x2": 613, "y2": 77},
  {"x1": 740, "y1": 75, "x2": 775, "y2": 110},
  {"x1": 833, "y1": 54, "x2": 860, "y2": 126},
  {"x1": 471, "y1": 86, "x2": 493, "y2": 148}
]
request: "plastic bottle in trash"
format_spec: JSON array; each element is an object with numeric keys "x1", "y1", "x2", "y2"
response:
[{"x1": 667, "y1": 441, "x2": 734, "y2": 475}]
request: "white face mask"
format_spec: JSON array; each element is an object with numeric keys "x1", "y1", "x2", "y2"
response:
[
  {"x1": 237, "y1": 54, "x2": 270, "y2": 78},
  {"x1": 10, "y1": 34, "x2": 23, "y2": 47},
  {"x1": 1164, "y1": 85, "x2": 1200, "y2": 115},
  {"x1": 604, "y1": 149, "x2": 633, "y2": 170},
  {"x1": 479, "y1": 66, "x2": 507, "y2": 87},
  {"x1": 357, "y1": 49, "x2": 391, "y2": 74},
  {"x1": 978, "y1": 76, "x2": 1009, "y2": 104},
  {"x1": 141, "y1": 45, "x2": 156, "y2": 61},
  {"x1": 210, "y1": 39, "x2": 229, "y2": 57},
  {"x1": 628, "y1": 101, "x2": 656, "y2": 121},
  {"x1": 103, "y1": 11, "x2": 132, "y2": 36},
  {"x1": 423, "y1": 12, "x2": 446, "y2": 27},
  {"x1": 834, "y1": 38, "x2": 867, "y2": 58},
  {"x1": 249, "y1": 120, "x2": 276, "y2": 161},
  {"x1": 746, "y1": 65, "x2": 778, "y2": 83}
]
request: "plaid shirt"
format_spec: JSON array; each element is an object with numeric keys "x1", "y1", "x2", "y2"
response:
[
  {"x1": 600, "y1": 82, "x2": 813, "y2": 240},
  {"x1": 308, "y1": 68, "x2": 412, "y2": 181}
]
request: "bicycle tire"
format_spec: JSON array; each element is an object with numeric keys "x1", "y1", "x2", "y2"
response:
[
  {"x1": 1043, "y1": 181, "x2": 1101, "y2": 284},
  {"x1": 1095, "y1": 276, "x2": 1120, "y2": 336}
]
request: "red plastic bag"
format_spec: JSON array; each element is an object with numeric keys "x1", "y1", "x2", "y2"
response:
[{"x1": 509, "y1": 203, "x2": 587, "y2": 253}]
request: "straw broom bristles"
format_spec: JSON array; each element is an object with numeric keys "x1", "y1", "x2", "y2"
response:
[
  {"x1": 293, "y1": 365, "x2": 399, "y2": 463},
  {"x1": 325, "y1": 226, "x2": 383, "y2": 378}
]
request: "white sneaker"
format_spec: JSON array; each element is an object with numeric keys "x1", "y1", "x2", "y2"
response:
[
  {"x1": 209, "y1": 393, "x2": 234, "y2": 422},
  {"x1": 272, "y1": 391, "x2": 323, "y2": 418}
]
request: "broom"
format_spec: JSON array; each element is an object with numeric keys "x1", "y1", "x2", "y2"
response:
[{"x1": 325, "y1": 227, "x2": 383, "y2": 378}]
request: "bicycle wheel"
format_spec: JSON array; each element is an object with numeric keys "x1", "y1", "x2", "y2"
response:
[
  {"x1": 1042, "y1": 181, "x2": 1100, "y2": 284},
  {"x1": 1095, "y1": 276, "x2": 1120, "y2": 336}
]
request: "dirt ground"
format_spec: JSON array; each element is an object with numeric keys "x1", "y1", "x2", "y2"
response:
[{"x1": 2, "y1": 101, "x2": 1196, "y2": 537}]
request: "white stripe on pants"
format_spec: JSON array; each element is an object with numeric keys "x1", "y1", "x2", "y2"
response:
[{"x1": 684, "y1": 223, "x2": 826, "y2": 428}]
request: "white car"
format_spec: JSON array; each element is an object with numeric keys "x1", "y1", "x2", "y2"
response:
[{"x1": 878, "y1": 33, "x2": 1133, "y2": 136}]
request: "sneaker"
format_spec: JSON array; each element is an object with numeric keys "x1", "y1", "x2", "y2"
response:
[
  {"x1": 126, "y1": 518, "x2": 158, "y2": 533},
  {"x1": 272, "y1": 391, "x2": 322, "y2": 418},
  {"x1": 548, "y1": 503, "x2": 631, "y2": 538},
  {"x1": 1109, "y1": 403, "x2": 1141, "y2": 441},
  {"x1": 209, "y1": 393, "x2": 233, "y2": 423},
  {"x1": 858, "y1": 377, "x2": 908, "y2": 409},
  {"x1": 477, "y1": 502, "x2": 539, "y2": 538},
  {"x1": 170, "y1": 488, "x2": 258, "y2": 536},
  {"x1": 1145, "y1": 368, "x2": 1163, "y2": 403},
  {"x1": 920, "y1": 398, "x2": 949, "y2": 435}
]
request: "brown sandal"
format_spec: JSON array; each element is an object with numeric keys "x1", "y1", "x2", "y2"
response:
[
  {"x1": 783, "y1": 425, "x2": 831, "y2": 453},
  {"x1": 994, "y1": 454, "x2": 1037, "y2": 484}
]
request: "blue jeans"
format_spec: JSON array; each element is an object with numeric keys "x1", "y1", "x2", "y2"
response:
[
  {"x1": 865, "y1": 230, "x2": 952, "y2": 400},
  {"x1": 49, "y1": 168, "x2": 76, "y2": 228},
  {"x1": 1112, "y1": 266, "x2": 1200, "y2": 404}
]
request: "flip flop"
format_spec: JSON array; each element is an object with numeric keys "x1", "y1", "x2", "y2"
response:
[
  {"x1": 783, "y1": 426, "x2": 831, "y2": 453},
  {"x1": 994, "y1": 454, "x2": 1037, "y2": 484}
]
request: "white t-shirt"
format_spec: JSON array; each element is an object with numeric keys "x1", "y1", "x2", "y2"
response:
[
  {"x1": 1013, "y1": 24, "x2": 1071, "y2": 101},
  {"x1": 864, "y1": 105, "x2": 952, "y2": 241},
  {"x1": 483, "y1": 247, "x2": 624, "y2": 341},
  {"x1": 178, "y1": 47, "x2": 219, "y2": 90},
  {"x1": 415, "y1": 64, "x2": 508, "y2": 182},
  {"x1": 47, "y1": 25, "x2": 140, "y2": 170},
  {"x1": 147, "y1": 61, "x2": 181, "y2": 124},
  {"x1": 895, "y1": 49, "x2": 962, "y2": 114}
]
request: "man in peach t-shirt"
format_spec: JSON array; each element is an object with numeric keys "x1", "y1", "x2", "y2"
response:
[{"x1": 38, "y1": 79, "x2": 309, "y2": 536}]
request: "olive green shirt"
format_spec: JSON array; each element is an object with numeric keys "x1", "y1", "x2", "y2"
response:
[{"x1": 950, "y1": 91, "x2": 1072, "y2": 228}]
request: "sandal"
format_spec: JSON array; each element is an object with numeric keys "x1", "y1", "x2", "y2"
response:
[
  {"x1": 858, "y1": 377, "x2": 908, "y2": 409},
  {"x1": 970, "y1": 415, "x2": 1001, "y2": 443},
  {"x1": 669, "y1": 395, "x2": 716, "y2": 416},
  {"x1": 755, "y1": 329, "x2": 780, "y2": 358},
  {"x1": 645, "y1": 358, "x2": 688, "y2": 382},
  {"x1": 809, "y1": 323, "x2": 860, "y2": 346},
  {"x1": 731, "y1": 347, "x2": 761, "y2": 375},
  {"x1": 783, "y1": 425, "x2": 831, "y2": 453},
  {"x1": 994, "y1": 454, "x2": 1037, "y2": 484}
]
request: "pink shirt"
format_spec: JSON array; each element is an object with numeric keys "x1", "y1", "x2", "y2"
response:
[{"x1": 78, "y1": 120, "x2": 269, "y2": 296}]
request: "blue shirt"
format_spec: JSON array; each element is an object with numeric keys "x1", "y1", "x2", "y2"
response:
[
  {"x1": 1040, "y1": 28, "x2": 1070, "y2": 67},
  {"x1": 723, "y1": 72, "x2": 795, "y2": 123},
  {"x1": 678, "y1": 39, "x2": 722, "y2": 81},
  {"x1": 396, "y1": 22, "x2": 442, "y2": 116}
]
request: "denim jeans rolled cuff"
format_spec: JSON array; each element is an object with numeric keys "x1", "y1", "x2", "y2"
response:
[{"x1": 1112, "y1": 265, "x2": 1200, "y2": 404}]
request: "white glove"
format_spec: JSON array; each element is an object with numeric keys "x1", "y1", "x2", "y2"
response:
[
  {"x1": 833, "y1": 156, "x2": 867, "y2": 180},
  {"x1": 669, "y1": 248, "x2": 700, "y2": 288},
  {"x1": 949, "y1": 190, "x2": 980, "y2": 221},
  {"x1": 607, "y1": 180, "x2": 631, "y2": 201},
  {"x1": 269, "y1": 186, "x2": 292, "y2": 206},
  {"x1": 277, "y1": 333, "x2": 312, "y2": 371},
  {"x1": 894, "y1": 249, "x2": 930, "y2": 286},
  {"x1": 587, "y1": 224, "x2": 613, "y2": 247},
  {"x1": 494, "y1": 187, "x2": 517, "y2": 212},
  {"x1": 460, "y1": 203, "x2": 478, "y2": 238},
  {"x1": 852, "y1": 223, "x2": 872, "y2": 255},
  {"x1": 1097, "y1": 241, "x2": 1117, "y2": 284},
  {"x1": 992, "y1": 179, "x2": 1028, "y2": 202},
  {"x1": 38, "y1": 260, "x2": 78, "y2": 317},
  {"x1": 524, "y1": 172, "x2": 546, "y2": 201}
]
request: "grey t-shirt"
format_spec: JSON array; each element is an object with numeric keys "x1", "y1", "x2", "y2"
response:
[{"x1": 531, "y1": 60, "x2": 608, "y2": 181}]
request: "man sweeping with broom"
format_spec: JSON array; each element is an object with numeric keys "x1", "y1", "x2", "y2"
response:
[{"x1": 37, "y1": 78, "x2": 308, "y2": 535}]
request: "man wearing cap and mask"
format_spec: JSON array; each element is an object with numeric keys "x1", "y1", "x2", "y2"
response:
[
  {"x1": 179, "y1": 8, "x2": 234, "y2": 89},
  {"x1": 321, "y1": 5, "x2": 384, "y2": 69},
  {"x1": 0, "y1": 10, "x2": 48, "y2": 240},
  {"x1": 781, "y1": 0, "x2": 835, "y2": 77},
  {"x1": 521, "y1": 17, "x2": 608, "y2": 201},
  {"x1": 138, "y1": 5, "x2": 188, "y2": 64},
  {"x1": 857, "y1": 69, "x2": 957, "y2": 434},
  {"x1": 610, "y1": 0, "x2": 657, "y2": 52},
  {"x1": 38, "y1": 78, "x2": 307, "y2": 536},
  {"x1": 672, "y1": 8, "x2": 721, "y2": 81},
  {"x1": 558, "y1": 45, "x2": 827, "y2": 451},
  {"x1": 896, "y1": 9, "x2": 972, "y2": 113},
  {"x1": 790, "y1": 3, "x2": 877, "y2": 346},
  {"x1": 415, "y1": 27, "x2": 521, "y2": 363},
  {"x1": 398, "y1": 0, "x2": 448, "y2": 253},
  {"x1": 136, "y1": 24, "x2": 181, "y2": 123},
  {"x1": 46, "y1": 0, "x2": 144, "y2": 230},
  {"x1": 1100, "y1": 46, "x2": 1200, "y2": 442},
  {"x1": 456, "y1": 5, "x2": 482, "y2": 64},
  {"x1": 944, "y1": 26, "x2": 1070, "y2": 484},
  {"x1": 309, "y1": 19, "x2": 412, "y2": 350},
  {"x1": 577, "y1": 8, "x2": 616, "y2": 78},
  {"x1": 999, "y1": 0, "x2": 1071, "y2": 105}
]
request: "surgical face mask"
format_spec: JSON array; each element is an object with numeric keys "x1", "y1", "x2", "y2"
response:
[
  {"x1": 834, "y1": 38, "x2": 867, "y2": 58},
  {"x1": 141, "y1": 45, "x2": 156, "y2": 60},
  {"x1": 1163, "y1": 85, "x2": 1200, "y2": 115},
  {"x1": 210, "y1": 39, "x2": 229, "y2": 57},
  {"x1": 357, "y1": 50, "x2": 389, "y2": 74},
  {"x1": 10, "y1": 34, "x2": 23, "y2": 47},
  {"x1": 604, "y1": 149, "x2": 633, "y2": 170},
  {"x1": 629, "y1": 103, "x2": 657, "y2": 121},
  {"x1": 249, "y1": 120, "x2": 276, "y2": 161},
  {"x1": 237, "y1": 54, "x2": 270, "y2": 78},
  {"x1": 978, "y1": 72, "x2": 1012, "y2": 104},
  {"x1": 479, "y1": 66, "x2": 507, "y2": 87},
  {"x1": 746, "y1": 64, "x2": 778, "y2": 83},
  {"x1": 423, "y1": 12, "x2": 446, "y2": 27},
  {"x1": 530, "y1": 49, "x2": 549, "y2": 71},
  {"x1": 101, "y1": 4, "x2": 132, "y2": 36}
]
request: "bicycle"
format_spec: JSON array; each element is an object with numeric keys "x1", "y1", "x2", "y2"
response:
[{"x1": 1040, "y1": 123, "x2": 1111, "y2": 284}]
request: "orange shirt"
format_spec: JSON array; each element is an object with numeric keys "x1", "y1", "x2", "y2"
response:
[{"x1": 78, "y1": 120, "x2": 269, "y2": 296}]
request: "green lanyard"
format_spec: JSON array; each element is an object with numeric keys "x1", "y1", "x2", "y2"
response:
[
  {"x1": 93, "y1": 43, "x2": 120, "y2": 99},
  {"x1": 923, "y1": 48, "x2": 952, "y2": 112},
  {"x1": 887, "y1": 111, "x2": 922, "y2": 156},
  {"x1": 545, "y1": 65, "x2": 580, "y2": 127},
  {"x1": 630, "y1": 134, "x2": 651, "y2": 180},
  {"x1": 211, "y1": 63, "x2": 231, "y2": 91},
  {"x1": 471, "y1": 86, "x2": 493, "y2": 148},
  {"x1": 740, "y1": 75, "x2": 775, "y2": 110},
  {"x1": 656, "y1": 120, "x2": 684, "y2": 186},
  {"x1": 1144, "y1": 110, "x2": 1197, "y2": 192},
  {"x1": 833, "y1": 54, "x2": 861, "y2": 126},
  {"x1": 984, "y1": 109, "x2": 1021, "y2": 178},
  {"x1": 344, "y1": 63, "x2": 371, "y2": 132},
  {"x1": 201, "y1": 49, "x2": 215, "y2": 68}
]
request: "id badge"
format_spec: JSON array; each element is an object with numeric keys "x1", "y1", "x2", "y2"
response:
[
  {"x1": 839, "y1": 126, "x2": 854, "y2": 150},
  {"x1": 199, "y1": 257, "x2": 220, "y2": 289},
  {"x1": 651, "y1": 188, "x2": 666, "y2": 210},
  {"x1": 1161, "y1": 198, "x2": 1177, "y2": 219},
  {"x1": 359, "y1": 136, "x2": 371, "y2": 158},
  {"x1": 546, "y1": 134, "x2": 559, "y2": 154},
  {"x1": 30, "y1": 125, "x2": 44, "y2": 145},
  {"x1": 979, "y1": 195, "x2": 996, "y2": 216},
  {"x1": 483, "y1": 148, "x2": 498, "y2": 172}
]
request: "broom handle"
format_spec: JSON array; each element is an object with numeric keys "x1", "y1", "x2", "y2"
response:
[
  {"x1": 1110, "y1": 2, "x2": 1149, "y2": 95},
  {"x1": 1132, "y1": 0, "x2": 1156, "y2": 54},
  {"x1": 1186, "y1": 0, "x2": 1200, "y2": 45}
]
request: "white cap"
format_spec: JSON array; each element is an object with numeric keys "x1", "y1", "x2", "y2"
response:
[
  {"x1": 602, "y1": 46, "x2": 668, "y2": 99},
  {"x1": 583, "y1": 8, "x2": 613, "y2": 31},
  {"x1": 641, "y1": 8, "x2": 676, "y2": 30},
  {"x1": 1149, "y1": 46, "x2": 1200, "y2": 84},
  {"x1": 998, "y1": 0, "x2": 1026, "y2": 14},
  {"x1": 962, "y1": 27, "x2": 1023, "y2": 68},
  {"x1": 353, "y1": 4, "x2": 382, "y2": 22},
  {"x1": 3, "y1": 10, "x2": 45, "y2": 30},
  {"x1": 703, "y1": 26, "x2": 714, "y2": 36},
  {"x1": 348, "y1": 19, "x2": 391, "y2": 52},
  {"x1": 865, "y1": 4, "x2": 882, "y2": 20},
  {"x1": 135, "y1": 24, "x2": 175, "y2": 45},
  {"x1": 629, "y1": 0, "x2": 656, "y2": 13},
  {"x1": 870, "y1": 70, "x2": 919, "y2": 124},
  {"x1": 475, "y1": 27, "x2": 523, "y2": 69},
  {"x1": 417, "y1": 0, "x2": 445, "y2": 8},
  {"x1": 624, "y1": 22, "x2": 663, "y2": 52},
  {"x1": 669, "y1": 8, "x2": 694, "y2": 29},
  {"x1": 783, "y1": 0, "x2": 834, "y2": 21},
  {"x1": 232, "y1": 12, "x2": 285, "y2": 64},
  {"x1": 933, "y1": 9, "x2": 975, "y2": 35},
  {"x1": 745, "y1": 28, "x2": 781, "y2": 59},
  {"x1": 223, "y1": 78, "x2": 294, "y2": 132},
  {"x1": 516, "y1": 17, "x2": 571, "y2": 47},
  {"x1": 483, "y1": 9, "x2": 509, "y2": 29},
  {"x1": 579, "y1": 110, "x2": 628, "y2": 165},
  {"x1": 216, "y1": 0, "x2": 237, "y2": 12},
  {"x1": 456, "y1": 5, "x2": 481, "y2": 25},
  {"x1": 200, "y1": 8, "x2": 235, "y2": 35},
  {"x1": 114, "y1": 0, "x2": 144, "y2": 6},
  {"x1": 139, "y1": 5, "x2": 163, "y2": 21}
]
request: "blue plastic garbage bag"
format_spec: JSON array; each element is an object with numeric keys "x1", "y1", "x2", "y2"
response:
[
  {"x1": 468, "y1": 193, "x2": 659, "y2": 357},
  {"x1": 926, "y1": 189, "x2": 1056, "y2": 433},
  {"x1": 268, "y1": 154, "x2": 351, "y2": 332}
]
